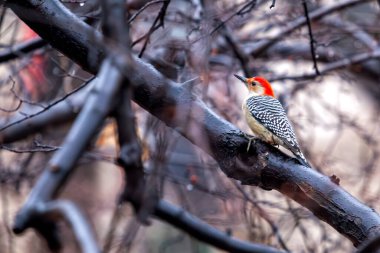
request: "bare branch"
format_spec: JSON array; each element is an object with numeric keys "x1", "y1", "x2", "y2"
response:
[
  {"x1": 0, "y1": 77, "x2": 93, "y2": 134},
  {"x1": 302, "y1": 0, "x2": 320, "y2": 75},
  {"x1": 6, "y1": 0, "x2": 104, "y2": 73},
  {"x1": 128, "y1": 0, "x2": 167, "y2": 24},
  {"x1": 131, "y1": 0, "x2": 170, "y2": 57},
  {"x1": 204, "y1": 0, "x2": 257, "y2": 39},
  {"x1": 41, "y1": 200, "x2": 100, "y2": 253},
  {"x1": 101, "y1": 0, "x2": 131, "y2": 46},
  {"x1": 115, "y1": 86, "x2": 149, "y2": 223},
  {"x1": 154, "y1": 200, "x2": 284, "y2": 253},
  {"x1": 12, "y1": 59, "x2": 123, "y2": 234},
  {"x1": 0, "y1": 37, "x2": 47, "y2": 63}
]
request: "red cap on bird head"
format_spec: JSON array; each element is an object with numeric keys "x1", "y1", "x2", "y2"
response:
[{"x1": 234, "y1": 74, "x2": 275, "y2": 97}]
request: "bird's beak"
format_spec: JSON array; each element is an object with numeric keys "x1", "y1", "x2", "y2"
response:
[
  {"x1": 234, "y1": 74, "x2": 247, "y2": 83},
  {"x1": 234, "y1": 74, "x2": 248, "y2": 88}
]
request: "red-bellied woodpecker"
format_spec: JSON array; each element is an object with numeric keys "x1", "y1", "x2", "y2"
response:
[{"x1": 234, "y1": 74, "x2": 311, "y2": 168}]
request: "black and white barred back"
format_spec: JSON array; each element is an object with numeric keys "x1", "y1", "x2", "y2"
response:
[{"x1": 246, "y1": 95, "x2": 310, "y2": 167}]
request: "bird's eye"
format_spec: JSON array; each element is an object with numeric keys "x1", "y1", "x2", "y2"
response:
[{"x1": 251, "y1": 81, "x2": 257, "y2": 86}]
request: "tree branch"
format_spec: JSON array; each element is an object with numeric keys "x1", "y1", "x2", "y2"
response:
[
  {"x1": 0, "y1": 77, "x2": 93, "y2": 138},
  {"x1": 155, "y1": 200, "x2": 284, "y2": 253},
  {"x1": 302, "y1": 0, "x2": 320, "y2": 75},
  {"x1": 40, "y1": 200, "x2": 100, "y2": 253},
  {"x1": 0, "y1": 37, "x2": 47, "y2": 63},
  {"x1": 12, "y1": 59, "x2": 123, "y2": 234}
]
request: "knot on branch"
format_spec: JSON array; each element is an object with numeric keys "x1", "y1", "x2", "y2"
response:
[
  {"x1": 117, "y1": 142, "x2": 142, "y2": 169},
  {"x1": 117, "y1": 142, "x2": 159, "y2": 226}
]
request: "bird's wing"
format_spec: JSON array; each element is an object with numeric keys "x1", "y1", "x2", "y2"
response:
[{"x1": 246, "y1": 95, "x2": 301, "y2": 154}]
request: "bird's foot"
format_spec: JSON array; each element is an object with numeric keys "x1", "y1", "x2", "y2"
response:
[{"x1": 243, "y1": 132, "x2": 255, "y2": 152}]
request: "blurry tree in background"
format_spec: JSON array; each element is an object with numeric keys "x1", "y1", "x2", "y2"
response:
[{"x1": 1, "y1": 0, "x2": 380, "y2": 252}]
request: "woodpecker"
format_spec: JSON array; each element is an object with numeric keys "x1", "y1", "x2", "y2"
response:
[{"x1": 234, "y1": 74, "x2": 311, "y2": 167}]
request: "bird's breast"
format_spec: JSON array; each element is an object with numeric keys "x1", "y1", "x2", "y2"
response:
[{"x1": 242, "y1": 98, "x2": 284, "y2": 146}]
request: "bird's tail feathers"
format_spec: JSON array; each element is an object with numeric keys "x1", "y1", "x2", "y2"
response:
[{"x1": 295, "y1": 151, "x2": 311, "y2": 168}]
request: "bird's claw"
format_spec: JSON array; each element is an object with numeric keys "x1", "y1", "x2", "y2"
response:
[{"x1": 243, "y1": 132, "x2": 255, "y2": 152}]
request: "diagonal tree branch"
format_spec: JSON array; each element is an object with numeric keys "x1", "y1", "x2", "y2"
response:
[
  {"x1": 6, "y1": 0, "x2": 380, "y2": 248},
  {"x1": 0, "y1": 37, "x2": 47, "y2": 63},
  {"x1": 12, "y1": 58, "x2": 123, "y2": 234},
  {"x1": 154, "y1": 200, "x2": 284, "y2": 253}
]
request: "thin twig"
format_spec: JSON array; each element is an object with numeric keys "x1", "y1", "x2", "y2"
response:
[
  {"x1": 302, "y1": 0, "x2": 320, "y2": 75},
  {"x1": 128, "y1": 0, "x2": 167, "y2": 24},
  {"x1": 131, "y1": 0, "x2": 171, "y2": 57},
  {"x1": 0, "y1": 144, "x2": 58, "y2": 153},
  {"x1": 209, "y1": 0, "x2": 257, "y2": 36},
  {"x1": 0, "y1": 38, "x2": 47, "y2": 63},
  {"x1": 0, "y1": 77, "x2": 94, "y2": 133}
]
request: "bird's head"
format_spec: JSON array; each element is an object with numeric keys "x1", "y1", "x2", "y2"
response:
[{"x1": 234, "y1": 74, "x2": 275, "y2": 97}]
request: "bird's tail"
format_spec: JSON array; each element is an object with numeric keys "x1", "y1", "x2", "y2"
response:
[{"x1": 295, "y1": 151, "x2": 312, "y2": 168}]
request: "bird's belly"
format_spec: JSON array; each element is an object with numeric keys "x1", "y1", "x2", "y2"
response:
[{"x1": 242, "y1": 105, "x2": 284, "y2": 146}]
